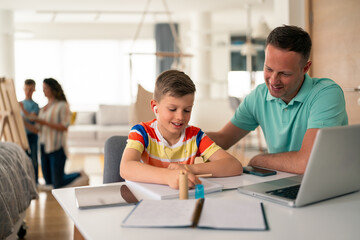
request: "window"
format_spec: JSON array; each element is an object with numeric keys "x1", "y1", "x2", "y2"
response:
[
  {"x1": 14, "y1": 39, "x2": 155, "y2": 110},
  {"x1": 230, "y1": 36, "x2": 265, "y2": 71},
  {"x1": 228, "y1": 36, "x2": 265, "y2": 98}
]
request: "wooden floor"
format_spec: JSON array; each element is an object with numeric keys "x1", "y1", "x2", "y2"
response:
[
  {"x1": 25, "y1": 191, "x2": 74, "y2": 240},
  {"x1": 23, "y1": 138, "x2": 262, "y2": 239},
  {"x1": 24, "y1": 153, "x2": 105, "y2": 240}
]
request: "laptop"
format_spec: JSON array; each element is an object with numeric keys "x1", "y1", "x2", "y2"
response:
[{"x1": 238, "y1": 124, "x2": 360, "y2": 207}]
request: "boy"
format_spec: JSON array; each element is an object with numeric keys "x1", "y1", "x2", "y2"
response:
[
  {"x1": 120, "y1": 70, "x2": 243, "y2": 189},
  {"x1": 20, "y1": 79, "x2": 40, "y2": 184}
]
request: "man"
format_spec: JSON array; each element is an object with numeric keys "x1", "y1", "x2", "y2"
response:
[{"x1": 207, "y1": 25, "x2": 348, "y2": 174}]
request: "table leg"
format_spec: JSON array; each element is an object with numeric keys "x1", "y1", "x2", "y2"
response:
[{"x1": 74, "y1": 225, "x2": 85, "y2": 240}]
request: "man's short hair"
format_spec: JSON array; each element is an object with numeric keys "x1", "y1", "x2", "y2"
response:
[
  {"x1": 24, "y1": 79, "x2": 36, "y2": 86},
  {"x1": 154, "y1": 70, "x2": 196, "y2": 101},
  {"x1": 266, "y1": 25, "x2": 312, "y2": 64}
]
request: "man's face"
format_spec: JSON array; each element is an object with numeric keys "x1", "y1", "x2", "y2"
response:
[{"x1": 264, "y1": 44, "x2": 311, "y2": 104}]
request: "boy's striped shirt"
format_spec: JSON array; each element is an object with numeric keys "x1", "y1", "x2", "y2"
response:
[{"x1": 126, "y1": 119, "x2": 221, "y2": 168}]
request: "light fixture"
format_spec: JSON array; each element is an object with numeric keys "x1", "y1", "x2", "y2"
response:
[
  {"x1": 252, "y1": 18, "x2": 271, "y2": 39},
  {"x1": 240, "y1": 40, "x2": 257, "y2": 56}
]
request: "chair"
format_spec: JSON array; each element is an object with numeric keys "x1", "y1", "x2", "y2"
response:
[
  {"x1": 103, "y1": 136, "x2": 127, "y2": 183},
  {"x1": 228, "y1": 96, "x2": 241, "y2": 111}
]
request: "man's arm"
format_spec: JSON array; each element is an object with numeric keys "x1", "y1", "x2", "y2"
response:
[
  {"x1": 206, "y1": 121, "x2": 249, "y2": 150},
  {"x1": 249, "y1": 128, "x2": 319, "y2": 174}
]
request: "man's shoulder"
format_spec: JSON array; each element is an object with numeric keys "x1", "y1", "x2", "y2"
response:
[
  {"x1": 311, "y1": 77, "x2": 341, "y2": 90},
  {"x1": 307, "y1": 77, "x2": 344, "y2": 99}
]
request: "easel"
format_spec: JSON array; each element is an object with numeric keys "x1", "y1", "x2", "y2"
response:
[{"x1": 0, "y1": 77, "x2": 29, "y2": 150}]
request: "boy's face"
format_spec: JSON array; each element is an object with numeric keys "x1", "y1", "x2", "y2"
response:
[
  {"x1": 24, "y1": 84, "x2": 35, "y2": 99},
  {"x1": 152, "y1": 93, "x2": 194, "y2": 141}
]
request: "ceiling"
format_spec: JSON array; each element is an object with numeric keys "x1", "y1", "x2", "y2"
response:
[{"x1": 0, "y1": 0, "x2": 273, "y2": 24}]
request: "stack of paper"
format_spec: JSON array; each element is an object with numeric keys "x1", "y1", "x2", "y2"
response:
[{"x1": 126, "y1": 179, "x2": 223, "y2": 200}]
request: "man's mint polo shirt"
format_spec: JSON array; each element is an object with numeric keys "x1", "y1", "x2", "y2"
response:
[{"x1": 231, "y1": 74, "x2": 348, "y2": 154}]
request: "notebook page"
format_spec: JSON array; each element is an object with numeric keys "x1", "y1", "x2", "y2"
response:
[
  {"x1": 122, "y1": 199, "x2": 197, "y2": 227},
  {"x1": 198, "y1": 199, "x2": 266, "y2": 230}
]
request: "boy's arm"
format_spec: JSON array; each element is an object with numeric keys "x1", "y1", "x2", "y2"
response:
[
  {"x1": 185, "y1": 149, "x2": 243, "y2": 177},
  {"x1": 120, "y1": 148, "x2": 200, "y2": 189}
]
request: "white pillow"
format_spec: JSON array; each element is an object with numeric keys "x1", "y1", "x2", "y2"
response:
[
  {"x1": 75, "y1": 112, "x2": 96, "y2": 125},
  {"x1": 97, "y1": 105, "x2": 129, "y2": 125}
]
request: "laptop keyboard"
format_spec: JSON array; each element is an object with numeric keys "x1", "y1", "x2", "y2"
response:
[{"x1": 266, "y1": 185, "x2": 300, "y2": 200}]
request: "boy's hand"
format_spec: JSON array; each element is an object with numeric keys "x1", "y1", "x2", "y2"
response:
[
  {"x1": 168, "y1": 163, "x2": 187, "y2": 171},
  {"x1": 19, "y1": 102, "x2": 24, "y2": 110},
  {"x1": 166, "y1": 169, "x2": 201, "y2": 189}
]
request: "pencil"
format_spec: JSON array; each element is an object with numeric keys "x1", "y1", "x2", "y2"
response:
[
  {"x1": 195, "y1": 173, "x2": 213, "y2": 178},
  {"x1": 191, "y1": 198, "x2": 205, "y2": 228}
]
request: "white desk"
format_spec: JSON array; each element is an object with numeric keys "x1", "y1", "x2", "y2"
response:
[{"x1": 53, "y1": 176, "x2": 360, "y2": 240}]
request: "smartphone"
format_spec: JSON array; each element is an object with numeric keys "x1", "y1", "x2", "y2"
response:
[{"x1": 243, "y1": 166, "x2": 277, "y2": 177}]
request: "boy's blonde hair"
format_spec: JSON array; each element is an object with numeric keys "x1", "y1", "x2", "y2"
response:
[{"x1": 154, "y1": 70, "x2": 196, "y2": 102}]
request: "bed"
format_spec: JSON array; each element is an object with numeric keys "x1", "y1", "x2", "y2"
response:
[{"x1": 0, "y1": 142, "x2": 38, "y2": 239}]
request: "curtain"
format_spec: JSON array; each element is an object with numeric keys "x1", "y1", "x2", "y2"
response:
[{"x1": 155, "y1": 23, "x2": 179, "y2": 75}]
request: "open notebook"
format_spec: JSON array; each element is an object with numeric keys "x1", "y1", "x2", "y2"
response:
[{"x1": 122, "y1": 198, "x2": 268, "y2": 230}]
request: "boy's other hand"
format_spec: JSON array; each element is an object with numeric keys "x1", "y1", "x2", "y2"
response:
[{"x1": 166, "y1": 169, "x2": 201, "y2": 189}]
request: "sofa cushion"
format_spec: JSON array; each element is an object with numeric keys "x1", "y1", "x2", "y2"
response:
[
  {"x1": 75, "y1": 112, "x2": 96, "y2": 125},
  {"x1": 67, "y1": 125, "x2": 97, "y2": 140},
  {"x1": 130, "y1": 84, "x2": 155, "y2": 126},
  {"x1": 97, "y1": 104, "x2": 129, "y2": 126},
  {"x1": 97, "y1": 125, "x2": 131, "y2": 141}
]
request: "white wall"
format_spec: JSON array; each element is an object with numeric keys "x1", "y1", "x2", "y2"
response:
[{"x1": 16, "y1": 22, "x2": 154, "y2": 39}]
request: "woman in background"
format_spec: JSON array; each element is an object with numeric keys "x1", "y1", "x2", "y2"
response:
[{"x1": 25, "y1": 78, "x2": 88, "y2": 189}]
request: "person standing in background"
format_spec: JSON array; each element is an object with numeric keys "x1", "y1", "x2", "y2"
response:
[
  {"x1": 20, "y1": 79, "x2": 40, "y2": 184},
  {"x1": 24, "y1": 78, "x2": 89, "y2": 189}
]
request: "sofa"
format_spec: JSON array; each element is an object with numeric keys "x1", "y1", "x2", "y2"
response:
[
  {"x1": 67, "y1": 85, "x2": 155, "y2": 152},
  {"x1": 67, "y1": 104, "x2": 132, "y2": 151}
]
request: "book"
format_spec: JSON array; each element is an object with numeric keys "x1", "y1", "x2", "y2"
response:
[
  {"x1": 75, "y1": 183, "x2": 139, "y2": 209},
  {"x1": 125, "y1": 179, "x2": 223, "y2": 200},
  {"x1": 122, "y1": 198, "x2": 268, "y2": 230}
]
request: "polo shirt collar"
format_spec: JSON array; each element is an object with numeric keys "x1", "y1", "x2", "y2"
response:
[{"x1": 266, "y1": 73, "x2": 313, "y2": 105}]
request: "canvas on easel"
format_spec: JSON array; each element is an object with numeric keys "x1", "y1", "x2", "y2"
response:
[{"x1": 0, "y1": 77, "x2": 29, "y2": 150}]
